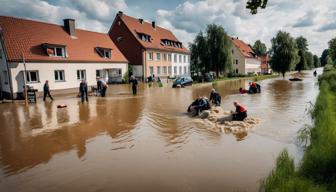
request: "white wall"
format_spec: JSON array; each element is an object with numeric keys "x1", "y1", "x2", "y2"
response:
[
  {"x1": 245, "y1": 58, "x2": 261, "y2": 74},
  {"x1": 171, "y1": 53, "x2": 190, "y2": 77},
  {"x1": 9, "y1": 62, "x2": 127, "y2": 93},
  {"x1": 231, "y1": 46, "x2": 246, "y2": 74}
]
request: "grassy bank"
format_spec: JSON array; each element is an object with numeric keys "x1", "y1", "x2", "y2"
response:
[{"x1": 262, "y1": 65, "x2": 336, "y2": 192}]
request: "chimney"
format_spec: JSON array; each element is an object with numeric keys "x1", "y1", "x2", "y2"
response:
[
  {"x1": 139, "y1": 18, "x2": 143, "y2": 24},
  {"x1": 152, "y1": 21, "x2": 156, "y2": 28},
  {"x1": 63, "y1": 19, "x2": 75, "y2": 37},
  {"x1": 118, "y1": 11, "x2": 123, "y2": 17}
]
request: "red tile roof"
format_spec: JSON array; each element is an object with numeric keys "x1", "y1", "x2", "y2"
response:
[
  {"x1": 117, "y1": 14, "x2": 189, "y2": 54},
  {"x1": 0, "y1": 16, "x2": 128, "y2": 63},
  {"x1": 231, "y1": 38, "x2": 256, "y2": 58}
]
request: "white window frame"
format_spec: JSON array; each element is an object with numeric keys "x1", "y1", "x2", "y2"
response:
[
  {"x1": 163, "y1": 66, "x2": 167, "y2": 74},
  {"x1": 51, "y1": 47, "x2": 66, "y2": 57},
  {"x1": 148, "y1": 52, "x2": 153, "y2": 60},
  {"x1": 26, "y1": 70, "x2": 39, "y2": 83},
  {"x1": 54, "y1": 70, "x2": 65, "y2": 82},
  {"x1": 168, "y1": 66, "x2": 172, "y2": 75},
  {"x1": 174, "y1": 54, "x2": 177, "y2": 63},
  {"x1": 183, "y1": 55, "x2": 186, "y2": 63},
  {"x1": 156, "y1": 53, "x2": 161, "y2": 61},
  {"x1": 174, "y1": 66, "x2": 177, "y2": 74},
  {"x1": 179, "y1": 55, "x2": 182, "y2": 63},
  {"x1": 149, "y1": 66, "x2": 154, "y2": 75},
  {"x1": 168, "y1": 54, "x2": 172, "y2": 61},
  {"x1": 96, "y1": 69, "x2": 102, "y2": 78},
  {"x1": 77, "y1": 69, "x2": 86, "y2": 81},
  {"x1": 163, "y1": 53, "x2": 167, "y2": 61},
  {"x1": 157, "y1": 66, "x2": 161, "y2": 75},
  {"x1": 103, "y1": 50, "x2": 112, "y2": 58},
  {"x1": 179, "y1": 66, "x2": 182, "y2": 75},
  {"x1": 184, "y1": 66, "x2": 187, "y2": 74}
]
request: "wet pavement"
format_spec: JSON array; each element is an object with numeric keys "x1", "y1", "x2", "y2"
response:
[{"x1": 0, "y1": 69, "x2": 321, "y2": 192}]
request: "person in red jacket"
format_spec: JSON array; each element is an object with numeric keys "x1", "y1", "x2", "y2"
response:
[{"x1": 231, "y1": 101, "x2": 247, "y2": 121}]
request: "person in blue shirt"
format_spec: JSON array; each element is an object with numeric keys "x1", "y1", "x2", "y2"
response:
[{"x1": 43, "y1": 80, "x2": 53, "y2": 101}]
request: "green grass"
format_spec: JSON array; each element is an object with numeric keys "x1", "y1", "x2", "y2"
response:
[{"x1": 262, "y1": 66, "x2": 336, "y2": 192}]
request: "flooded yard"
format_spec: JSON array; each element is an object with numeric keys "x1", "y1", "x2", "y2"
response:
[{"x1": 0, "y1": 69, "x2": 321, "y2": 192}]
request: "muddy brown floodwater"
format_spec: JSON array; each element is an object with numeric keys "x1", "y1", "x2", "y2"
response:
[{"x1": 0, "y1": 69, "x2": 321, "y2": 192}]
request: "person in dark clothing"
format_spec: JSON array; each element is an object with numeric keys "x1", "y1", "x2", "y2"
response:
[
  {"x1": 79, "y1": 80, "x2": 88, "y2": 103},
  {"x1": 313, "y1": 70, "x2": 317, "y2": 77},
  {"x1": 96, "y1": 78, "x2": 102, "y2": 96},
  {"x1": 43, "y1": 80, "x2": 54, "y2": 101},
  {"x1": 256, "y1": 83, "x2": 261, "y2": 93},
  {"x1": 209, "y1": 88, "x2": 221, "y2": 106},
  {"x1": 100, "y1": 80, "x2": 108, "y2": 97},
  {"x1": 130, "y1": 76, "x2": 138, "y2": 95},
  {"x1": 188, "y1": 96, "x2": 211, "y2": 116},
  {"x1": 248, "y1": 82, "x2": 261, "y2": 93},
  {"x1": 231, "y1": 101, "x2": 247, "y2": 121}
]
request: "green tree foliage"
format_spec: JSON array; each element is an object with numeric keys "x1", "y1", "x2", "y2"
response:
[
  {"x1": 246, "y1": 0, "x2": 268, "y2": 14},
  {"x1": 313, "y1": 55, "x2": 320, "y2": 68},
  {"x1": 320, "y1": 49, "x2": 329, "y2": 66},
  {"x1": 328, "y1": 37, "x2": 336, "y2": 63},
  {"x1": 295, "y1": 50, "x2": 306, "y2": 72},
  {"x1": 190, "y1": 24, "x2": 232, "y2": 78},
  {"x1": 305, "y1": 51, "x2": 314, "y2": 69},
  {"x1": 270, "y1": 31, "x2": 297, "y2": 77},
  {"x1": 296, "y1": 36, "x2": 308, "y2": 51},
  {"x1": 253, "y1": 40, "x2": 267, "y2": 55},
  {"x1": 295, "y1": 36, "x2": 309, "y2": 71},
  {"x1": 190, "y1": 32, "x2": 209, "y2": 74}
]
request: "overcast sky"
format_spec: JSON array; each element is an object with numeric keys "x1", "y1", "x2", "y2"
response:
[{"x1": 1, "y1": 0, "x2": 336, "y2": 56}]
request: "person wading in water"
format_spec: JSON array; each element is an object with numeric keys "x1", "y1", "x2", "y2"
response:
[{"x1": 231, "y1": 101, "x2": 247, "y2": 121}]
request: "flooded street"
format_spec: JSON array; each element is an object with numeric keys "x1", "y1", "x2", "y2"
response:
[{"x1": 0, "y1": 69, "x2": 321, "y2": 192}]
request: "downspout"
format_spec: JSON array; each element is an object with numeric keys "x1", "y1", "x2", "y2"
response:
[
  {"x1": 0, "y1": 28, "x2": 14, "y2": 101},
  {"x1": 143, "y1": 49, "x2": 146, "y2": 82}
]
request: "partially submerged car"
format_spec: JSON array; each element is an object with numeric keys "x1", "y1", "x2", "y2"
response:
[{"x1": 172, "y1": 76, "x2": 193, "y2": 88}]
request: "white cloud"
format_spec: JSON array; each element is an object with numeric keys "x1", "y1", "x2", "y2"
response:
[{"x1": 156, "y1": 0, "x2": 336, "y2": 56}]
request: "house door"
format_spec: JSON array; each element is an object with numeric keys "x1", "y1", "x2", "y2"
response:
[{"x1": 107, "y1": 68, "x2": 122, "y2": 83}]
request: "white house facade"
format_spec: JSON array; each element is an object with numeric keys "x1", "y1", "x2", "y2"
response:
[
  {"x1": 231, "y1": 37, "x2": 261, "y2": 75},
  {"x1": 0, "y1": 16, "x2": 128, "y2": 99},
  {"x1": 171, "y1": 53, "x2": 190, "y2": 77}
]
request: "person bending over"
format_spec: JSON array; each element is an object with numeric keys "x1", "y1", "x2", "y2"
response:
[
  {"x1": 209, "y1": 88, "x2": 221, "y2": 106},
  {"x1": 231, "y1": 101, "x2": 247, "y2": 121}
]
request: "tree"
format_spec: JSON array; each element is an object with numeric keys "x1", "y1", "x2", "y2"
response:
[
  {"x1": 253, "y1": 40, "x2": 267, "y2": 55},
  {"x1": 246, "y1": 0, "x2": 268, "y2": 14},
  {"x1": 328, "y1": 37, "x2": 336, "y2": 63},
  {"x1": 295, "y1": 50, "x2": 305, "y2": 72},
  {"x1": 313, "y1": 55, "x2": 320, "y2": 68},
  {"x1": 206, "y1": 24, "x2": 232, "y2": 77},
  {"x1": 305, "y1": 51, "x2": 314, "y2": 69},
  {"x1": 190, "y1": 25, "x2": 232, "y2": 78},
  {"x1": 295, "y1": 36, "x2": 308, "y2": 71},
  {"x1": 320, "y1": 49, "x2": 329, "y2": 66},
  {"x1": 190, "y1": 32, "x2": 209, "y2": 74},
  {"x1": 295, "y1": 36, "x2": 308, "y2": 51},
  {"x1": 270, "y1": 31, "x2": 297, "y2": 77}
]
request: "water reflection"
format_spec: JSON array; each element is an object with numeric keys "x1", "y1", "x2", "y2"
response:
[{"x1": 0, "y1": 69, "x2": 322, "y2": 192}]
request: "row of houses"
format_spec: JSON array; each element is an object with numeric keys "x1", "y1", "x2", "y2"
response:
[{"x1": 0, "y1": 11, "x2": 269, "y2": 99}]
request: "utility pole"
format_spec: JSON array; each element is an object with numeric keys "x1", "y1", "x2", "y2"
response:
[{"x1": 22, "y1": 53, "x2": 28, "y2": 106}]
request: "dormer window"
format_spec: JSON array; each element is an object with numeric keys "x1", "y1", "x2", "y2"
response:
[
  {"x1": 137, "y1": 33, "x2": 151, "y2": 42},
  {"x1": 42, "y1": 43, "x2": 67, "y2": 57},
  {"x1": 95, "y1": 47, "x2": 112, "y2": 59}
]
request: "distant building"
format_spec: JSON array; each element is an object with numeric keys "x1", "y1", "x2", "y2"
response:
[
  {"x1": 260, "y1": 54, "x2": 271, "y2": 74},
  {"x1": 109, "y1": 11, "x2": 190, "y2": 80},
  {"x1": 231, "y1": 37, "x2": 261, "y2": 74},
  {"x1": 0, "y1": 16, "x2": 128, "y2": 99}
]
